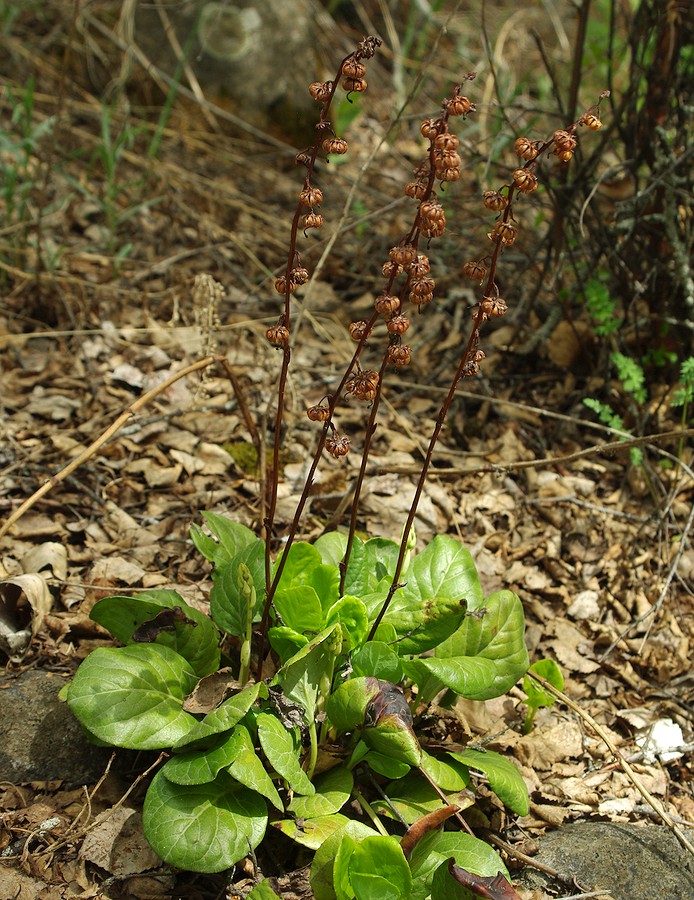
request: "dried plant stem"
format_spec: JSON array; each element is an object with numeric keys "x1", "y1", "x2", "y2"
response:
[
  {"x1": 0, "y1": 356, "x2": 215, "y2": 539},
  {"x1": 528, "y1": 673, "x2": 694, "y2": 857}
]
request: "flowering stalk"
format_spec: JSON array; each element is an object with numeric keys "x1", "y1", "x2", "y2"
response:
[
  {"x1": 258, "y1": 36, "x2": 382, "y2": 678},
  {"x1": 367, "y1": 92, "x2": 609, "y2": 639}
]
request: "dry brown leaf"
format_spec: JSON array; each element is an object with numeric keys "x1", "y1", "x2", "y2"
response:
[{"x1": 0, "y1": 573, "x2": 52, "y2": 657}]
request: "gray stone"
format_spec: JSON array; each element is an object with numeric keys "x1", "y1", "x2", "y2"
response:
[
  {"x1": 518, "y1": 822, "x2": 694, "y2": 900},
  {"x1": 0, "y1": 670, "x2": 113, "y2": 785}
]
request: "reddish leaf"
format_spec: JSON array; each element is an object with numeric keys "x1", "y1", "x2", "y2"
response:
[
  {"x1": 400, "y1": 805, "x2": 459, "y2": 859},
  {"x1": 447, "y1": 859, "x2": 522, "y2": 900}
]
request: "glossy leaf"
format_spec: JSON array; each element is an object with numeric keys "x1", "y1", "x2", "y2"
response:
[
  {"x1": 364, "y1": 751, "x2": 410, "y2": 781},
  {"x1": 274, "y1": 813, "x2": 351, "y2": 850},
  {"x1": 274, "y1": 586, "x2": 324, "y2": 633},
  {"x1": 66, "y1": 644, "x2": 198, "y2": 749},
  {"x1": 194, "y1": 512, "x2": 257, "y2": 567},
  {"x1": 349, "y1": 836, "x2": 412, "y2": 900},
  {"x1": 435, "y1": 591, "x2": 529, "y2": 700},
  {"x1": 523, "y1": 658, "x2": 564, "y2": 709},
  {"x1": 311, "y1": 821, "x2": 379, "y2": 900},
  {"x1": 409, "y1": 831, "x2": 510, "y2": 900},
  {"x1": 142, "y1": 769, "x2": 267, "y2": 873},
  {"x1": 268, "y1": 626, "x2": 309, "y2": 664},
  {"x1": 326, "y1": 676, "x2": 380, "y2": 733},
  {"x1": 210, "y1": 539, "x2": 265, "y2": 636},
  {"x1": 273, "y1": 542, "x2": 323, "y2": 589},
  {"x1": 372, "y1": 770, "x2": 474, "y2": 825},
  {"x1": 273, "y1": 625, "x2": 341, "y2": 724},
  {"x1": 351, "y1": 641, "x2": 403, "y2": 682},
  {"x1": 90, "y1": 590, "x2": 220, "y2": 677},
  {"x1": 420, "y1": 750, "x2": 470, "y2": 792},
  {"x1": 289, "y1": 766, "x2": 354, "y2": 819},
  {"x1": 173, "y1": 681, "x2": 267, "y2": 748},
  {"x1": 227, "y1": 724, "x2": 283, "y2": 811},
  {"x1": 326, "y1": 595, "x2": 369, "y2": 651},
  {"x1": 163, "y1": 729, "x2": 247, "y2": 785},
  {"x1": 448, "y1": 748, "x2": 529, "y2": 816},
  {"x1": 256, "y1": 712, "x2": 314, "y2": 796}
]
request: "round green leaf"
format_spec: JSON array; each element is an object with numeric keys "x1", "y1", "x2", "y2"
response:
[
  {"x1": 523, "y1": 658, "x2": 564, "y2": 709},
  {"x1": 143, "y1": 769, "x2": 267, "y2": 873},
  {"x1": 349, "y1": 836, "x2": 412, "y2": 900},
  {"x1": 310, "y1": 821, "x2": 378, "y2": 900},
  {"x1": 448, "y1": 748, "x2": 529, "y2": 816},
  {"x1": 326, "y1": 596, "x2": 369, "y2": 651},
  {"x1": 67, "y1": 645, "x2": 198, "y2": 749}
]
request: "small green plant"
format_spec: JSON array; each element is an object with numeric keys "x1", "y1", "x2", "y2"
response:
[
  {"x1": 522, "y1": 659, "x2": 564, "y2": 733},
  {"x1": 63, "y1": 34, "x2": 606, "y2": 894}
]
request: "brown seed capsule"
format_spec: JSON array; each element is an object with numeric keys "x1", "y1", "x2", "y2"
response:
[
  {"x1": 341, "y1": 58, "x2": 367, "y2": 79},
  {"x1": 421, "y1": 217, "x2": 446, "y2": 238},
  {"x1": 419, "y1": 198, "x2": 444, "y2": 223},
  {"x1": 295, "y1": 150, "x2": 311, "y2": 166},
  {"x1": 355, "y1": 35, "x2": 381, "y2": 59},
  {"x1": 386, "y1": 343, "x2": 412, "y2": 366},
  {"x1": 410, "y1": 290, "x2": 433, "y2": 308},
  {"x1": 348, "y1": 320, "x2": 371, "y2": 341},
  {"x1": 463, "y1": 260, "x2": 487, "y2": 282},
  {"x1": 512, "y1": 168, "x2": 539, "y2": 193},
  {"x1": 302, "y1": 212, "x2": 325, "y2": 230},
  {"x1": 420, "y1": 118, "x2": 441, "y2": 139},
  {"x1": 434, "y1": 149, "x2": 461, "y2": 171},
  {"x1": 463, "y1": 349, "x2": 486, "y2": 376},
  {"x1": 405, "y1": 180, "x2": 429, "y2": 200},
  {"x1": 386, "y1": 314, "x2": 410, "y2": 335},
  {"x1": 266, "y1": 324, "x2": 289, "y2": 347},
  {"x1": 553, "y1": 147, "x2": 574, "y2": 162},
  {"x1": 582, "y1": 113, "x2": 603, "y2": 131},
  {"x1": 389, "y1": 244, "x2": 417, "y2": 267},
  {"x1": 478, "y1": 296, "x2": 508, "y2": 319},
  {"x1": 346, "y1": 369, "x2": 380, "y2": 402},
  {"x1": 514, "y1": 137, "x2": 539, "y2": 161},
  {"x1": 375, "y1": 293, "x2": 400, "y2": 315},
  {"x1": 483, "y1": 190, "x2": 508, "y2": 211},
  {"x1": 290, "y1": 266, "x2": 309, "y2": 285},
  {"x1": 437, "y1": 166, "x2": 460, "y2": 183},
  {"x1": 489, "y1": 221, "x2": 517, "y2": 246},
  {"x1": 409, "y1": 254, "x2": 431, "y2": 276},
  {"x1": 322, "y1": 137, "x2": 348, "y2": 155},
  {"x1": 299, "y1": 186, "x2": 323, "y2": 207},
  {"x1": 446, "y1": 95, "x2": 474, "y2": 116},
  {"x1": 309, "y1": 81, "x2": 333, "y2": 102},
  {"x1": 434, "y1": 132, "x2": 459, "y2": 151},
  {"x1": 342, "y1": 76, "x2": 367, "y2": 93},
  {"x1": 274, "y1": 275, "x2": 295, "y2": 295},
  {"x1": 553, "y1": 130, "x2": 577, "y2": 153},
  {"x1": 409, "y1": 275, "x2": 435, "y2": 299},
  {"x1": 307, "y1": 404, "x2": 330, "y2": 422},
  {"x1": 382, "y1": 260, "x2": 402, "y2": 279},
  {"x1": 326, "y1": 434, "x2": 350, "y2": 458}
]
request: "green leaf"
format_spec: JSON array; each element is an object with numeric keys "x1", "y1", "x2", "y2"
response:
[
  {"x1": 434, "y1": 590, "x2": 529, "y2": 699},
  {"x1": 289, "y1": 766, "x2": 354, "y2": 819},
  {"x1": 210, "y1": 540, "x2": 265, "y2": 636},
  {"x1": 197, "y1": 512, "x2": 257, "y2": 566},
  {"x1": 376, "y1": 536, "x2": 482, "y2": 653},
  {"x1": 311, "y1": 821, "x2": 379, "y2": 900},
  {"x1": 163, "y1": 729, "x2": 247, "y2": 785},
  {"x1": 523, "y1": 658, "x2": 564, "y2": 710},
  {"x1": 326, "y1": 596, "x2": 369, "y2": 651},
  {"x1": 364, "y1": 537, "x2": 402, "y2": 585},
  {"x1": 90, "y1": 590, "x2": 220, "y2": 678},
  {"x1": 402, "y1": 656, "x2": 499, "y2": 703},
  {"x1": 256, "y1": 712, "x2": 314, "y2": 796},
  {"x1": 351, "y1": 641, "x2": 403, "y2": 682},
  {"x1": 309, "y1": 563, "x2": 342, "y2": 614},
  {"x1": 326, "y1": 676, "x2": 380, "y2": 733},
  {"x1": 420, "y1": 751, "x2": 470, "y2": 792},
  {"x1": 274, "y1": 586, "x2": 324, "y2": 633},
  {"x1": 173, "y1": 681, "x2": 267, "y2": 748},
  {"x1": 274, "y1": 542, "x2": 323, "y2": 589},
  {"x1": 372, "y1": 770, "x2": 473, "y2": 825},
  {"x1": 364, "y1": 751, "x2": 410, "y2": 780},
  {"x1": 273, "y1": 624, "x2": 342, "y2": 723},
  {"x1": 142, "y1": 769, "x2": 267, "y2": 873},
  {"x1": 349, "y1": 836, "x2": 412, "y2": 900},
  {"x1": 448, "y1": 748, "x2": 529, "y2": 816},
  {"x1": 227, "y1": 725, "x2": 284, "y2": 811},
  {"x1": 409, "y1": 831, "x2": 510, "y2": 900},
  {"x1": 268, "y1": 626, "x2": 309, "y2": 664},
  {"x1": 274, "y1": 813, "x2": 351, "y2": 850},
  {"x1": 67, "y1": 645, "x2": 198, "y2": 749}
]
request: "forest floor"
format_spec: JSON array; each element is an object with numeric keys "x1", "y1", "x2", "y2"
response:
[{"x1": 0, "y1": 2, "x2": 692, "y2": 898}]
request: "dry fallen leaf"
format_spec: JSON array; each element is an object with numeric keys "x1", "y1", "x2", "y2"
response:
[{"x1": 0, "y1": 573, "x2": 52, "y2": 657}]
